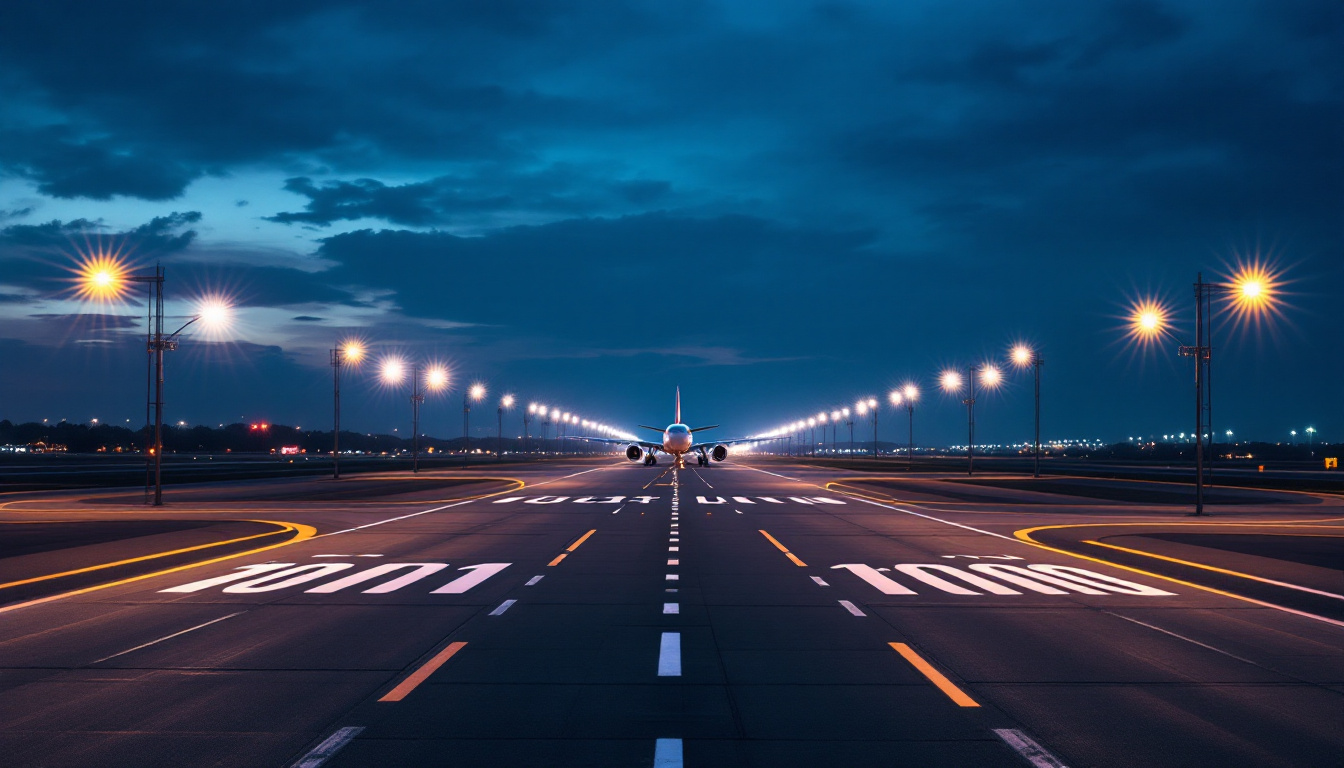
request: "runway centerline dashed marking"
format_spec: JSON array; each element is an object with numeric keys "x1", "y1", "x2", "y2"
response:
[
  {"x1": 489, "y1": 599, "x2": 516, "y2": 616},
  {"x1": 838, "y1": 600, "x2": 866, "y2": 616},
  {"x1": 658, "y1": 632, "x2": 681, "y2": 676},
  {"x1": 292, "y1": 726, "x2": 365, "y2": 768},
  {"x1": 993, "y1": 729, "x2": 1070, "y2": 768},
  {"x1": 525, "y1": 575, "x2": 544, "y2": 586}
]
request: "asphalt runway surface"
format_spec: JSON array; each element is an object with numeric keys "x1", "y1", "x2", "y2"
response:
[{"x1": 0, "y1": 458, "x2": 1340, "y2": 767}]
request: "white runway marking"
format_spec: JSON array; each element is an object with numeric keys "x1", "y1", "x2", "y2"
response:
[
  {"x1": 993, "y1": 728, "x2": 1069, "y2": 768},
  {"x1": 665, "y1": 574, "x2": 679, "y2": 580},
  {"x1": 665, "y1": 588, "x2": 678, "y2": 593},
  {"x1": 663, "y1": 603, "x2": 679, "y2": 614},
  {"x1": 91, "y1": 611, "x2": 245, "y2": 664},
  {"x1": 1103, "y1": 611, "x2": 1262, "y2": 667},
  {"x1": 292, "y1": 726, "x2": 365, "y2": 768},
  {"x1": 669, "y1": 547, "x2": 679, "y2": 552},
  {"x1": 489, "y1": 599, "x2": 517, "y2": 616},
  {"x1": 525, "y1": 575, "x2": 544, "y2": 586},
  {"x1": 658, "y1": 632, "x2": 681, "y2": 676},
  {"x1": 668, "y1": 559, "x2": 680, "y2": 565},
  {"x1": 735, "y1": 509, "x2": 743, "y2": 514},
  {"x1": 653, "y1": 738, "x2": 684, "y2": 767},
  {"x1": 838, "y1": 600, "x2": 866, "y2": 616},
  {"x1": 811, "y1": 576, "x2": 829, "y2": 586}
]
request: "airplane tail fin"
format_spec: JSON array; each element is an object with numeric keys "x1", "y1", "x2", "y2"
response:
[{"x1": 675, "y1": 387, "x2": 681, "y2": 425}]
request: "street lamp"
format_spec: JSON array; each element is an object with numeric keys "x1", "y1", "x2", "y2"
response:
[
  {"x1": 892, "y1": 384, "x2": 918, "y2": 470},
  {"x1": 464, "y1": 383, "x2": 487, "y2": 465},
  {"x1": 819, "y1": 412, "x2": 830, "y2": 455},
  {"x1": 941, "y1": 365, "x2": 1000, "y2": 476},
  {"x1": 498, "y1": 395, "x2": 515, "y2": 460},
  {"x1": 1306, "y1": 427, "x2": 1316, "y2": 457},
  {"x1": 863, "y1": 397, "x2": 878, "y2": 456},
  {"x1": 77, "y1": 256, "x2": 231, "y2": 506},
  {"x1": 1011, "y1": 344, "x2": 1044, "y2": 478},
  {"x1": 807, "y1": 416, "x2": 817, "y2": 457},
  {"x1": 525, "y1": 403, "x2": 538, "y2": 455},
  {"x1": 1129, "y1": 264, "x2": 1279, "y2": 515},
  {"x1": 379, "y1": 357, "x2": 448, "y2": 473},
  {"x1": 330, "y1": 340, "x2": 365, "y2": 480}
]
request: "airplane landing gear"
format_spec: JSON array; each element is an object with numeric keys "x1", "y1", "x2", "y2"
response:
[
  {"x1": 697, "y1": 454, "x2": 708, "y2": 467},
  {"x1": 644, "y1": 454, "x2": 658, "y2": 466}
]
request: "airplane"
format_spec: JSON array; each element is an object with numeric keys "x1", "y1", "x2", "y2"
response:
[{"x1": 569, "y1": 388, "x2": 754, "y2": 467}]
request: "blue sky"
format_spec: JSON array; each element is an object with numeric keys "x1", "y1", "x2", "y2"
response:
[{"x1": 1, "y1": 1, "x2": 1339, "y2": 445}]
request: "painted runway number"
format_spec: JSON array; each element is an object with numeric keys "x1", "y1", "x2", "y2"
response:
[
  {"x1": 161, "y1": 562, "x2": 511, "y2": 595},
  {"x1": 831, "y1": 563, "x2": 1175, "y2": 596}
]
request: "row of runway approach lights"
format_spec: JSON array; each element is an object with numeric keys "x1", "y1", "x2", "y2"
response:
[
  {"x1": 331, "y1": 340, "x2": 636, "y2": 476},
  {"x1": 755, "y1": 343, "x2": 1044, "y2": 477}
]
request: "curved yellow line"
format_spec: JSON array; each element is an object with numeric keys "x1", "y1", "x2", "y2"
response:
[
  {"x1": 0, "y1": 520, "x2": 316, "y2": 615},
  {"x1": 1013, "y1": 524, "x2": 1344, "y2": 629},
  {"x1": 0, "y1": 520, "x2": 298, "y2": 591}
]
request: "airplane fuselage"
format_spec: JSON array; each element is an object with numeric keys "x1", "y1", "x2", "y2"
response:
[{"x1": 662, "y1": 423, "x2": 693, "y2": 455}]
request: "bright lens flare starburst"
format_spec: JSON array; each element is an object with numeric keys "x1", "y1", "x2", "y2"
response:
[
  {"x1": 75, "y1": 253, "x2": 129, "y2": 302},
  {"x1": 1128, "y1": 299, "x2": 1169, "y2": 343},
  {"x1": 940, "y1": 370, "x2": 963, "y2": 393},
  {"x1": 424, "y1": 365, "x2": 450, "y2": 392},
  {"x1": 379, "y1": 356, "x2": 407, "y2": 386},
  {"x1": 469, "y1": 383, "x2": 487, "y2": 401},
  {"x1": 340, "y1": 339, "x2": 366, "y2": 364},
  {"x1": 195, "y1": 296, "x2": 232, "y2": 330},
  {"x1": 1011, "y1": 344, "x2": 1033, "y2": 367},
  {"x1": 980, "y1": 365, "x2": 1003, "y2": 388},
  {"x1": 1225, "y1": 261, "x2": 1282, "y2": 325}
]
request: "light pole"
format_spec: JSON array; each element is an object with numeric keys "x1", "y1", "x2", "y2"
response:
[
  {"x1": 942, "y1": 366, "x2": 1001, "y2": 476},
  {"x1": 808, "y1": 417, "x2": 817, "y2": 457},
  {"x1": 525, "y1": 403, "x2": 537, "y2": 455},
  {"x1": 1307, "y1": 427, "x2": 1316, "y2": 458},
  {"x1": 843, "y1": 406, "x2": 854, "y2": 456},
  {"x1": 863, "y1": 397, "x2": 878, "y2": 456},
  {"x1": 1011, "y1": 345, "x2": 1043, "y2": 478},
  {"x1": 498, "y1": 395, "x2": 514, "y2": 460},
  {"x1": 380, "y1": 358, "x2": 448, "y2": 473},
  {"x1": 331, "y1": 341, "x2": 364, "y2": 480},
  {"x1": 892, "y1": 384, "x2": 918, "y2": 470},
  {"x1": 1129, "y1": 265, "x2": 1276, "y2": 515},
  {"x1": 77, "y1": 258, "x2": 230, "y2": 506},
  {"x1": 464, "y1": 383, "x2": 487, "y2": 466}
]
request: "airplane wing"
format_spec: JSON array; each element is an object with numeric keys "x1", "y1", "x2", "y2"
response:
[
  {"x1": 689, "y1": 436, "x2": 758, "y2": 451},
  {"x1": 566, "y1": 435, "x2": 662, "y2": 450}
]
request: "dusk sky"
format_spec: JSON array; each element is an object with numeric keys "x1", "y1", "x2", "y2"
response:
[{"x1": 1, "y1": 1, "x2": 1339, "y2": 446}]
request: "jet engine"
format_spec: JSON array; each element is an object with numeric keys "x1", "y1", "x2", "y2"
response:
[
  {"x1": 710, "y1": 444, "x2": 728, "y2": 462},
  {"x1": 626, "y1": 444, "x2": 645, "y2": 462}
]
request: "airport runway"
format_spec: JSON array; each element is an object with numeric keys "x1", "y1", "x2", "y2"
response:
[{"x1": 0, "y1": 458, "x2": 1340, "y2": 767}]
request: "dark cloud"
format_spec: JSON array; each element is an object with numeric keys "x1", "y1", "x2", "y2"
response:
[
  {"x1": 269, "y1": 166, "x2": 675, "y2": 227},
  {"x1": 291, "y1": 315, "x2": 324, "y2": 322}
]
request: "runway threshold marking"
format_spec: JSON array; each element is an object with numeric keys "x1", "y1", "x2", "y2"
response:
[
  {"x1": 785, "y1": 464, "x2": 1344, "y2": 631},
  {"x1": 992, "y1": 728, "x2": 1069, "y2": 768},
  {"x1": 758, "y1": 529, "x2": 807, "y2": 566},
  {"x1": 1081, "y1": 538, "x2": 1344, "y2": 600},
  {"x1": 0, "y1": 520, "x2": 295, "y2": 592},
  {"x1": 90, "y1": 610, "x2": 246, "y2": 664},
  {"x1": 379, "y1": 641, "x2": 468, "y2": 702},
  {"x1": 292, "y1": 726, "x2": 365, "y2": 768},
  {"x1": 0, "y1": 521, "x2": 316, "y2": 616},
  {"x1": 887, "y1": 642, "x2": 979, "y2": 707}
]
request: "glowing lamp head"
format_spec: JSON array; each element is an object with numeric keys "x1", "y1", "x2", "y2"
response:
[
  {"x1": 76, "y1": 253, "x2": 129, "y2": 301},
  {"x1": 903, "y1": 384, "x2": 919, "y2": 401},
  {"x1": 195, "y1": 297, "x2": 232, "y2": 332},
  {"x1": 867, "y1": 397, "x2": 877, "y2": 408},
  {"x1": 1129, "y1": 299, "x2": 1167, "y2": 341},
  {"x1": 807, "y1": 417, "x2": 816, "y2": 427},
  {"x1": 980, "y1": 365, "x2": 1002, "y2": 388},
  {"x1": 425, "y1": 366, "x2": 449, "y2": 392},
  {"x1": 856, "y1": 402, "x2": 868, "y2": 416},
  {"x1": 1011, "y1": 345, "x2": 1033, "y2": 367},
  {"x1": 379, "y1": 357, "x2": 407, "y2": 385},
  {"x1": 818, "y1": 412, "x2": 828, "y2": 423},
  {"x1": 501, "y1": 394, "x2": 515, "y2": 408},
  {"x1": 940, "y1": 370, "x2": 963, "y2": 393},
  {"x1": 469, "y1": 383, "x2": 487, "y2": 401},
  {"x1": 340, "y1": 341, "x2": 365, "y2": 363},
  {"x1": 841, "y1": 407, "x2": 850, "y2": 418},
  {"x1": 889, "y1": 390, "x2": 903, "y2": 406}
]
